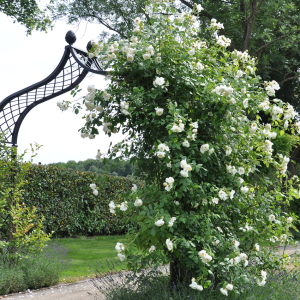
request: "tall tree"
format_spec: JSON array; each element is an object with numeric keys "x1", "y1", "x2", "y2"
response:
[{"x1": 0, "y1": 0, "x2": 52, "y2": 35}]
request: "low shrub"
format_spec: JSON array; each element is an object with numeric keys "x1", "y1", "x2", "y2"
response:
[
  {"x1": 90, "y1": 261, "x2": 300, "y2": 300},
  {"x1": 0, "y1": 241, "x2": 71, "y2": 295}
]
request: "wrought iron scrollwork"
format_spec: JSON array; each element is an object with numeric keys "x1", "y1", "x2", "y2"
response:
[{"x1": 0, "y1": 31, "x2": 107, "y2": 146}]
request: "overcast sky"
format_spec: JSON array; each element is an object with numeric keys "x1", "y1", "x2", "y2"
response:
[{"x1": 0, "y1": 8, "x2": 124, "y2": 164}]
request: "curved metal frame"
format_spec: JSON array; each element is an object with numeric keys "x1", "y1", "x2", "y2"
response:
[{"x1": 0, "y1": 32, "x2": 107, "y2": 146}]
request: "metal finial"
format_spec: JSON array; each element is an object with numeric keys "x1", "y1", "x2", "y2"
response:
[
  {"x1": 86, "y1": 41, "x2": 93, "y2": 51},
  {"x1": 65, "y1": 31, "x2": 77, "y2": 45}
]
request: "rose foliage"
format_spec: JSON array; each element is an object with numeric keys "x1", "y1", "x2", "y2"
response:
[{"x1": 61, "y1": 0, "x2": 300, "y2": 296}]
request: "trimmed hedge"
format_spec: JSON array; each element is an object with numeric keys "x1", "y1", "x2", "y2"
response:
[{"x1": 22, "y1": 164, "x2": 142, "y2": 237}]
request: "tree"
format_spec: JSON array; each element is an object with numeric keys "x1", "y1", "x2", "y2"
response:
[
  {"x1": 1, "y1": 0, "x2": 52, "y2": 35},
  {"x1": 49, "y1": 0, "x2": 300, "y2": 107},
  {"x1": 59, "y1": 1, "x2": 300, "y2": 296}
]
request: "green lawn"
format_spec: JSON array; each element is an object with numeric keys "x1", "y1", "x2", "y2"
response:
[
  {"x1": 49, "y1": 236, "x2": 286, "y2": 284},
  {"x1": 49, "y1": 235, "x2": 129, "y2": 283}
]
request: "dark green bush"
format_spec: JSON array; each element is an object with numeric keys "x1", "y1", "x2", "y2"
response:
[{"x1": 22, "y1": 164, "x2": 143, "y2": 237}]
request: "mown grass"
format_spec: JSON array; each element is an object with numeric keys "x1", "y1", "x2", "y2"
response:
[
  {"x1": 50, "y1": 235, "x2": 299, "y2": 284},
  {"x1": 49, "y1": 235, "x2": 131, "y2": 283}
]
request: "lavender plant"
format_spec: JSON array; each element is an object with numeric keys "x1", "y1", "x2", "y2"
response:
[
  {"x1": 60, "y1": 0, "x2": 300, "y2": 297},
  {"x1": 90, "y1": 262, "x2": 300, "y2": 300},
  {"x1": 0, "y1": 241, "x2": 71, "y2": 295}
]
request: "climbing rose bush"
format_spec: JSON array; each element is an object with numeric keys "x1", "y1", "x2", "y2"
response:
[{"x1": 61, "y1": 0, "x2": 300, "y2": 297}]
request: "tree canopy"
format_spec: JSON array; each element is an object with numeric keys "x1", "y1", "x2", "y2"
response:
[
  {"x1": 49, "y1": 0, "x2": 300, "y2": 110},
  {"x1": 1, "y1": 0, "x2": 52, "y2": 35}
]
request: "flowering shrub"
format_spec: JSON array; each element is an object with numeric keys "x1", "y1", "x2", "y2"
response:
[{"x1": 61, "y1": 0, "x2": 300, "y2": 296}]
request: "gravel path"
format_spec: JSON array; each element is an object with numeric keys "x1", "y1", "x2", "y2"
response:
[{"x1": 2, "y1": 245, "x2": 300, "y2": 300}]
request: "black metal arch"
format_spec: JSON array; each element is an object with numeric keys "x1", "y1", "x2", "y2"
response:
[{"x1": 0, "y1": 31, "x2": 107, "y2": 146}]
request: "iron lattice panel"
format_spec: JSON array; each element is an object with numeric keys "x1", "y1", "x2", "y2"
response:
[{"x1": 0, "y1": 45, "x2": 106, "y2": 145}]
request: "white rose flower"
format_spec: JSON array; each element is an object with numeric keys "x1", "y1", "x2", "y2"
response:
[
  {"x1": 174, "y1": 201, "x2": 180, "y2": 205},
  {"x1": 255, "y1": 243, "x2": 260, "y2": 251},
  {"x1": 166, "y1": 177, "x2": 174, "y2": 184},
  {"x1": 200, "y1": 144, "x2": 209, "y2": 153},
  {"x1": 127, "y1": 54, "x2": 134, "y2": 62},
  {"x1": 225, "y1": 146, "x2": 232, "y2": 155},
  {"x1": 197, "y1": 62, "x2": 204, "y2": 71},
  {"x1": 90, "y1": 183, "x2": 96, "y2": 189},
  {"x1": 241, "y1": 186, "x2": 249, "y2": 194},
  {"x1": 118, "y1": 253, "x2": 126, "y2": 261},
  {"x1": 149, "y1": 245, "x2": 156, "y2": 253},
  {"x1": 180, "y1": 170, "x2": 189, "y2": 177},
  {"x1": 213, "y1": 240, "x2": 220, "y2": 246},
  {"x1": 238, "y1": 167, "x2": 245, "y2": 175},
  {"x1": 155, "y1": 219, "x2": 165, "y2": 227},
  {"x1": 154, "y1": 77, "x2": 165, "y2": 86},
  {"x1": 157, "y1": 151, "x2": 165, "y2": 158},
  {"x1": 287, "y1": 217, "x2": 293, "y2": 223},
  {"x1": 238, "y1": 177, "x2": 244, "y2": 184},
  {"x1": 209, "y1": 148, "x2": 214, "y2": 155},
  {"x1": 212, "y1": 197, "x2": 219, "y2": 205},
  {"x1": 166, "y1": 238, "x2": 173, "y2": 251},
  {"x1": 182, "y1": 140, "x2": 190, "y2": 147},
  {"x1": 93, "y1": 189, "x2": 98, "y2": 196},
  {"x1": 120, "y1": 202, "x2": 128, "y2": 211},
  {"x1": 233, "y1": 240, "x2": 240, "y2": 248},
  {"x1": 115, "y1": 242, "x2": 125, "y2": 252},
  {"x1": 197, "y1": 4, "x2": 204, "y2": 11},
  {"x1": 155, "y1": 107, "x2": 164, "y2": 116},
  {"x1": 229, "y1": 190, "x2": 235, "y2": 199},
  {"x1": 134, "y1": 198, "x2": 143, "y2": 206},
  {"x1": 132, "y1": 184, "x2": 137, "y2": 192},
  {"x1": 218, "y1": 190, "x2": 228, "y2": 200},
  {"x1": 220, "y1": 288, "x2": 228, "y2": 296},
  {"x1": 226, "y1": 284, "x2": 233, "y2": 291},
  {"x1": 269, "y1": 214, "x2": 275, "y2": 221},
  {"x1": 143, "y1": 53, "x2": 151, "y2": 60},
  {"x1": 171, "y1": 125, "x2": 181, "y2": 132},
  {"x1": 240, "y1": 253, "x2": 247, "y2": 260}
]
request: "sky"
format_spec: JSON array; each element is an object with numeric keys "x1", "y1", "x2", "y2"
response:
[{"x1": 0, "y1": 7, "x2": 124, "y2": 164}]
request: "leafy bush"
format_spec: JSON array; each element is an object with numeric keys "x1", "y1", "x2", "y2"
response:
[{"x1": 22, "y1": 164, "x2": 143, "y2": 237}]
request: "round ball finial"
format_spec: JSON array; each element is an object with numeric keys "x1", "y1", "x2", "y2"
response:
[
  {"x1": 86, "y1": 41, "x2": 93, "y2": 52},
  {"x1": 65, "y1": 31, "x2": 77, "y2": 45}
]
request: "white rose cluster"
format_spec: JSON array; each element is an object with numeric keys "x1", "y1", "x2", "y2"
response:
[
  {"x1": 211, "y1": 18, "x2": 224, "y2": 30},
  {"x1": 180, "y1": 159, "x2": 192, "y2": 177},
  {"x1": 57, "y1": 100, "x2": 69, "y2": 111},
  {"x1": 189, "y1": 278, "x2": 203, "y2": 291},
  {"x1": 265, "y1": 80, "x2": 280, "y2": 96},
  {"x1": 198, "y1": 250, "x2": 213, "y2": 264},
  {"x1": 257, "y1": 270, "x2": 267, "y2": 286},
  {"x1": 164, "y1": 177, "x2": 174, "y2": 191},
  {"x1": 109, "y1": 201, "x2": 116, "y2": 214},
  {"x1": 168, "y1": 217, "x2": 176, "y2": 227},
  {"x1": 89, "y1": 183, "x2": 98, "y2": 196},
  {"x1": 279, "y1": 155, "x2": 290, "y2": 175},
  {"x1": 156, "y1": 143, "x2": 170, "y2": 158},
  {"x1": 115, "y1": 242, "x2": 125, "y2": 261},
  {"x1": 216, "y1": 35, "x2": 231, "y2": 48},
  {"x1": 120, "y1": 101, "x2": 130, "y2": 115},
  {"x1": 153, "y1": 77, "x2": 165, "y2": 87},
  {"x1": 171, "y1": 120, "x2": 185, "y2": 133},
  {"x1": 215, "y1": 85, "x2": 233, "y2": 97}
]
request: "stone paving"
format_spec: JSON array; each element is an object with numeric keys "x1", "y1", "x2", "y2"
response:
[{"x1": 2, "y1": 245, "x2": 300, "y2": 300}]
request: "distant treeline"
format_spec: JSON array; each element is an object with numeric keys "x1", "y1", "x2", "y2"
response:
[{"x1": 47, "y1": 158, "x2": 136, "y2": 177}]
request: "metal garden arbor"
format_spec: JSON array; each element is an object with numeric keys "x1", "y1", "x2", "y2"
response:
[{"x1": 0, "y1": 31, "x2": 107, "y2": 147}]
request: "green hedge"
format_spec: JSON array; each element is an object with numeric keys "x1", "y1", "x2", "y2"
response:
[{"x1": 22, "y1": 164, "x2": 142, "y2": 237}]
